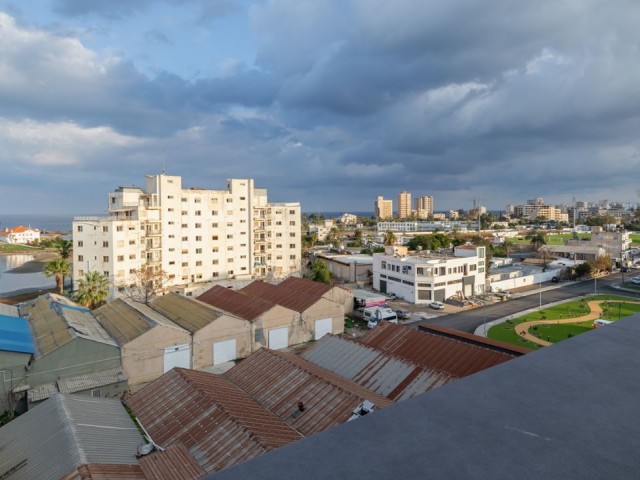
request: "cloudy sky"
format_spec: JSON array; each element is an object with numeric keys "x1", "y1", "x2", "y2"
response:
[{"x1": 1, "y1": 0, "x2": 639, "y2": 215}]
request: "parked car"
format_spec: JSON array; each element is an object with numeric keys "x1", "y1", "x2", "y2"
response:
[
  {"x1": 364, "y1": 307, "x2": 399, "y2": 329},
  {"x1": 495, "y1": 291, "x2": 511, "y2": 299},
  {"x1": 630, "y1": 277, "x2": 640, "y2": 285},
  {"x1": 429, "y1": 301, "x2": 445, "y2": 310},
  {"x1": 394, "y1": 309, "x2": 411, "y2": 320},
  {"x1": 386, "y1": 293, "x2": 398, "y2": 300}
]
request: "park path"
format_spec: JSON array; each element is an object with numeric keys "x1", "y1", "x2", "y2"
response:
[{"x1": 515, "y1": 300, "x2": 640, "y2": 347}]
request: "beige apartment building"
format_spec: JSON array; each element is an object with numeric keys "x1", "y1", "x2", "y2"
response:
[
  {"x1": 397, "y1": 191, "x2": 412, "y2": 218},
  {"x1": 415, "y1": 195, "x2": 433, "y2": 219},
  {"x1": 375, "y1": 196, "x2": 393, "y2": 220},
  {"x1": 72, "y1": 174, "x2": 301, "y2": 294}
]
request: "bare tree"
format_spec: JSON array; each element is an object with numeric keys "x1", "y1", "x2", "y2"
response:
[{"x1": 118, "y1": 266, "x2": 170, "y2": 304}]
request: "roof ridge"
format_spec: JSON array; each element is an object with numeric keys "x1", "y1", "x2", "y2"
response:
[
  {"x1": 174, "y1": 368, "x2": 303, "y2": 448},
  {"x1": 258, "y1": 348, "x2": 391, "y2": 406},
  {"x1": 57, "y1": 394, "x2": 87, "y2": 465}
]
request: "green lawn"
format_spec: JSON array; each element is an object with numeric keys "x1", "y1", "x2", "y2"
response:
[
  {"x1": 0, "y1": 244, "x2": 43, "y2": 253},
  {"x1": 630, "y1": 233, "x2": 640, "y2": 246},
  {"x1": 509, "y1": 233, "x2": 590, "y2": 246},
  {"x1": 488, "y1": 295, "x2": 639, "y2": 349}
]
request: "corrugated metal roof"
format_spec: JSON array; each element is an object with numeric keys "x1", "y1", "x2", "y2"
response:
[
  {"x1": 93, "y1": 299, "x2": 155, "y2": 345},
  {"x1": 28, "y1": 382, "x2": 57, "y2": 402},
  {"x1": 359, "y1": 322, "x2": 518, "y2": 378},
  {"x1": 0, "y1": 394, "x2": 143, "y2": 480},
  {"x1": 0, "y1": 313, "x2": 34, "y2": 353},
  {"x1": 61, "y1": 464, "x2": 145, "y2": 480},
  {"x1": 21, "y1": 293, "x2": 116, "y2": 357},
  {"x1": 418, "y1": 325, "x2": 531, "y2": 356},
  {"x1": 302, "y1": 335, "x2": 452, "y2": 401},
  {"x1": 224, "y1": 348, "x2": 394, "y2": 436},
  {"x1": 138, "y1": 444, "x2": 205, "y2": 480},
  {"x1": 150, "y1": 293, "x2": 223, "y2": 333},
  {"x1": 58, "y1": 367, "x2": 128, "y2": 394},
  {"x1": 0, "y1": 303, "x2": 19, "y2": 317},
  {"x1": 126, "y1": 368, "x2": 303, "y2": 474},
  {"x1": 240, "y1": 278, "x2": 332, "y2": 313},
  {"x1": 197, "y1": 285, "x2": 277, "y2": 321}
]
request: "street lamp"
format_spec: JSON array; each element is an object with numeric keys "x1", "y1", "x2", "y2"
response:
[{"x1": 539, "y1": 281, "x2": 542, "y2": 308}]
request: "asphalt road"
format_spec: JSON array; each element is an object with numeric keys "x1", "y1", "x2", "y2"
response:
[{"x1": 415, "y1": 272, "x2": 639, "y2": 333}]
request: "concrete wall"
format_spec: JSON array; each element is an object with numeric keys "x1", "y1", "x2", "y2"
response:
[
  {"x1": 123, "y1": 325, "x2": 192, "y2": 389},
  {"x1": 193, "y1": 314, "x2": 252, "y2": 370},
  {"x1": 302, "y1": 297, "x2": 345, "y2": 338},
  {"x1": 0, "y1": 350, "x2": 32, "y2": 413},
  {"x1": 488, "y1": 269, "x2": 558, "y2": 292}
]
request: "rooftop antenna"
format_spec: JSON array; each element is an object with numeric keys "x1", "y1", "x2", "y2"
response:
[{"x1": 161, "y1": 153, "x2": 166, "y2": 175}]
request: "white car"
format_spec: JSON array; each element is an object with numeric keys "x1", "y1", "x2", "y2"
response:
[
  {"x1": 429, "y1": 301, "x2": 445, "y2": 310},
  {"x1": 630, "y1": 277, "x2": 640, "y2": 285},
  {"x1": 495, "y1": 291, "x2": 511, "y2": 299}
]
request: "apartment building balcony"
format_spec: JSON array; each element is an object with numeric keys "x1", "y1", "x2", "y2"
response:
[{"x1": 142, "y1": 194, "x2": 160, "y2": 209}]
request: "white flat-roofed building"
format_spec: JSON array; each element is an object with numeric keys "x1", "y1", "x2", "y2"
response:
[
  {"x1": 0, "y1": 225, "x2": 40, "y2": 244},
  {"x1": 376, "y1": 221, "x2": 478, "y2": 233},
  {"x1": 73, "y1": 174, "x2": 301, "y2": 294},
  {"x1": 373, "y1": 245, "x2": 486, "y2": 304}
]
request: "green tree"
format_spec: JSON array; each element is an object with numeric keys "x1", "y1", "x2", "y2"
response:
[
  {"x1": 43, "y1": 258, "x2": 71, "y2": 295},
  {"x1": 309, "y1": 260, "x2": 332, "y2": 284},
  {"x1": 593, "y1": 254, "x2": 613, "y2": 273},
  {"x1": 353, "y1": 229, "x2": 364, "y2": 245},
  {"x1": 75, "y1": 271, "x2": 110, "y2": 309},
  {"x1": 574, "y1": 262, "x2": 593, "y2": 278},
  {"x1": 525, "y1": 230, "x2": 547, "y2": 251},
  {"x1": 55, "y1": 238, "x2": 73, "y2": 260},
  {"x1": 383, "y1": 230, "x2": 396, "y2": 246},
  {"x1": 325, "y1": 227, "x2": 341, "y2": 247}
]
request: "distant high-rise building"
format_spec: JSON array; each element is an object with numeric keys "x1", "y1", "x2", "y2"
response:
[
  {"x1": 397, "y1": 191, "x2": 412, "y2": 218},
  {"x1": 415, "y1": 195, "x2": 434, "y2": 219},
  {"x1": 375, "y1": 196, "x2": 393, "y2": 220}
]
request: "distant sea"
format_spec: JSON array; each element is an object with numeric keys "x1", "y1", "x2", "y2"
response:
[
  {"x1": 305, "y1": 211, "x2": 374, "y2": 218},
  {"x1": 0, "y1": 214, "x2": 99, "y2": 234}
]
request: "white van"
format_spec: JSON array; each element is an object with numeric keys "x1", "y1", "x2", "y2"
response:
[
  {"x1": 593, "y1": 319, "x2": 613, "y2": 328},
  {"x1": 364, "y1": 307, "x2": 398, "y2": 329}
]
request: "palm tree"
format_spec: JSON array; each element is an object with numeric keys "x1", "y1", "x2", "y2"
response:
[
  {"x1": 56, "y1": 239, "x2": 73, "y2": 260},
  {"x1": 75, "y1": 271, "x2": 110, "y2": 309},
  {"x1": 43, "y1": 258, "x2": 70, "y2": 295},
  {"x1": 383, "y1": 230, "x2": 396, "y2": 247},
  {"x1": 525, "y1": 231, "x2": 547, "y2": 251}
]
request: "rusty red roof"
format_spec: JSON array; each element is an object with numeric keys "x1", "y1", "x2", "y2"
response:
[
  {"x1": 359, "y1": 322, "x2": 519, "y2": 378},
  {"x1": 138, "y1": 444, "x2": 205, "y2": 480},
  {"x1": 197, "y1": 285, "x2": 277, "y2": 321},
  {"x1": 125, "y1": 368, "x2": 303, "y2": 474},
  {"x1": 62, "y1": 464, "x2": 145, "y2": 480},
  {"x1": 240, "y1": 277, "x2": 332, "y2": 313},
  {"x1": 224, "y1": 348, "x2": 394, "y2": 436},
  {"x1": 418, "y1": 324, "x2": 531, "y2": 356}
]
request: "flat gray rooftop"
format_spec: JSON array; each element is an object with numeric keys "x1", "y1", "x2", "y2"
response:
[{"x1": 211, "y1": 315, "x2": 640, "y2": 480}]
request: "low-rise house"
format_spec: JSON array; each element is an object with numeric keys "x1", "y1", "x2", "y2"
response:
[
  {"x1": 150, "y1": 292, "x2": 251, "y2": 368},
  {"x1": 0, "y1": 313, "x2": 34, "y2": 414},
  {"x1": 197, "y1": 285, "x2": 299, "y2": 352},
  {"x1": 240, "y1": 276, "x2": 348, "y2": 342},
  {"x1": 0, "y1": 225, "x2": 40, "y2": 244},
  {"x1": 314, "y1": 252, "x2": 373, "y2": 285},
  {"x1": 19, "y1": 294, "x2": 125, "y2": 406},
  {"x1": 93, "y1": 298, "x2": 192, "y2": 391},
  {"x1": 372, "y1": 245, "x2": 486, "y2": 304},
  {"x1": 0, "y1": 394, "x2": 144, "y2": 480}
]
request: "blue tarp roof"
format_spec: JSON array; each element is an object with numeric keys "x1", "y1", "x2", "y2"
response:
[{"x1": 0, "y1": 313, "x2": 35, "y2": 354}]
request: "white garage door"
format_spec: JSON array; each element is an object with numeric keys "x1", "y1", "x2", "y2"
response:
[
  {"x1": 269, "y1": 327, "x2": 289, "y2": 350},
  {"x1": 314, "y1": 318, "x2": 333, "y2": 340},
  {"x1": 213, "y1": 338, "x2": 237, "y2": 365},
  {"x1": 164, "y1": 344, "x2": 190, "y2": 373}
]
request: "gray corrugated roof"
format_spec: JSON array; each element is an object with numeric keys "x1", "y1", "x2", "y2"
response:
[
  {"x1": 302, "y1": 335, "x2": 451, "y2": 401},
  {"x1": 27, "y1": 383, "x2": 57, "y2": 402},
  {"x1": 0, "y1": 394, "x2": 142, "y2": 480},
  {"x1": 58, "y1": 367, "x2": 128, "y2": 394},
  {"x1": 150, "y1": 293, "x2": 224, "y2": 332}
]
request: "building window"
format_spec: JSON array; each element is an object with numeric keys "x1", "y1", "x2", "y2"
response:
[
  {"x1": 212, "y1": 247, "x2": 218, "y2": 253},
  {"x1": 194, "y1": 198, "x2": 201, "y2": 203},
  {"x1": 289, "y1": 244, "x2": 296, "y2": 248},
  {"x1": 182, "y1": 262, "x2": 188, "y2": 267},
  {"x1": 181, "y1": 224, "x2": 188, "y2": 228},
  {"x1": 78, "y1": 269, "x2": 84, "y2": 276},
  {"x1": 91, "y1": 388, "x2": 102, "y2": 398},
  {"x1": 212, "y1": 272, "x2": 219, "y2": 278},
  {"x1": 195, "y1": 210, "x2": 202, "y2": 216},
  {"x1": 195, "y1": 261, "x2": 202, "y2": 266},
  {"x1": 103, "y1": 271, "x2": 109, "y2": 277},
  {"x1": 103, "y1": 256, "x2": 109, "y2": 263},
  {"x1": 181, "y1": 211, "x2": 187, "y2": 215},
  {"x1": 290, "y1": 233, "x2": 296, "y2": 237},
  {"x1": 289, "y1": 210, "x2": 296, "y2": 214},
  {"x1": 168, "y1": 221, "x2": 175, "y2": 225},
  {"x1": 182, "y1": 236, "x2": 188, "y2": 241},
  {"x1": 169, "y1": 261, "x2": 175, "y2": 266},
  {"x1": 227, "y1": 246, "x2": 233, "y2": 251},
  {"x1": 196, "y1": 248, "x2": 202, "y2": 254},
  {"x1": 78, "y1": 255, "x2": 84, "y2": 262},
  {"x1": 116, "y1": 226, "x2": 123, "y2": 232},
  {"x1": 227, "y1": 234, "x2": 233, "y2": 239},
  {"x1": 212, "y1": 260, "x2": 219, "y2": 265},
  {"x1": 168, "y1": 208, "x2": 174, "y2": 212},
  {"x1": 77, "y1": 241, "x2": 83, "y2": 247},
  {"x1": 212, "y1": 223, "x2": 218, "y2": 228},
  {"x1": 211, "y1": 210, "x2": 218, "y2": 216},
  {"x1": 103, "y1": 241, "x2": 109, "y2": 247},
  {"x1": 195, "y1": 236, "x2": 202, "y2": 241},
  {"x1": 129, "y1": 254, "x2": 136, "y2": 259},
  {"x1": 103, "y1": 226, "x2": 108, "y2": 232},
  {"x1": 289, "y1": 221, "x2": 296, "y2": 226},
  {"x1": 212, "y1": 235, "x2": 218, "y2": 241},
  {"x1": 117, "y1": 255, "x2": 124, "y2": 262},
  {"x1": 195, "y1": 223, "x2": 202, "y2": 228},
  {"x1": 290, "y1": 255, "x2": 296, "y2": 260},
  {"x1": 77, "y1": 226, "x2": 83, "y2": 232}
]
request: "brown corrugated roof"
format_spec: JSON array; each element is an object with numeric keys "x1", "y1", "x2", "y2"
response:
[
  {"x1": 418, "y1": 324, "x2": 531, "y2": 356},
  {"x1": 240, "y1": 277, "x2": 332, "y2": 313},
  {"x1": 62, "y1": 464, "x2": 145, "y2": 480},
  {"x1": 197, "y1": 285, "x2": 276, "y2": 321},
  {"x1": 224, "y1": 348, "x2": 394, "y2": 436},
  {"x1": 150, "y1": 293, "x2": 223, "y2": 333},
  {"x1": 138, "y1": 444, "x2": 205, "y2": 480},
  {"x1": 125, "y1": 368, "x2": 303, "y2": 474},
  {"x1": 359, "y1": 322, "x2": 518, "y2": 378}
]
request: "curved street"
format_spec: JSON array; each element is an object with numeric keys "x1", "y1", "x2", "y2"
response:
[{"x1": 415, "y1": 272, "x2": 639, "y2": 333}]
